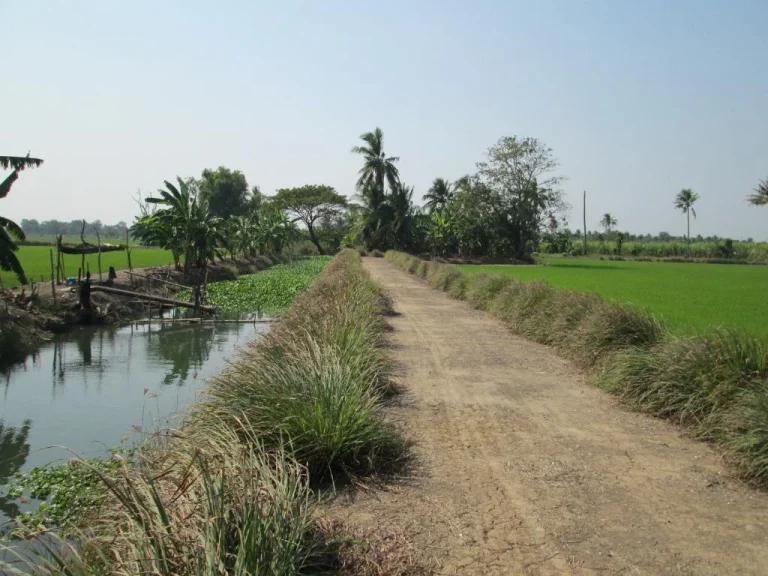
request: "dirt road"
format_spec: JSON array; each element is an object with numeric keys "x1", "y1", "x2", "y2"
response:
[{"x1": 333, "y1": 258, "x2": 768, "y2": 575}]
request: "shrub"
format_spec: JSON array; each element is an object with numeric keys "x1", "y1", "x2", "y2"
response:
[
  {"x1": 598, "y1": 330, "x2": 768, "y2": 481},
  {"x1": 371, "y1": 249, "x2": 385, "y2": 258},
  {"x1": 466, "y1": 273, "x2": 513, "y2": 311}
]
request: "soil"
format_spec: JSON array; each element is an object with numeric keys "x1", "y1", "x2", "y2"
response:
[{"x1": 330, "y1": 258, "x2": 768, "y2": 575}]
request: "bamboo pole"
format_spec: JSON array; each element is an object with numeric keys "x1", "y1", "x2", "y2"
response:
[
  {"x1": 90, "y1": 285, "x2": 216, "y2": 313},
  {"x1": 97, "y1": 231, "x2": 103, "y2": 284},
  {"x1": 124, "y1": 271, "x2": 190, "y2": 290},
  {"x1": 49, "y1": 249, "x2": 56, "y2": 304}
]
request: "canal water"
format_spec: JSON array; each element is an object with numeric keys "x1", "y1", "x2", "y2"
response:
[{"x1": 0, "y1": 321, "x2": 264, "y2": 524}]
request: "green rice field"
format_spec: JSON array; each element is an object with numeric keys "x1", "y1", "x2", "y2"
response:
[
  {"x1": 1, "y1": 245, "x2": 174, "y2": 288},
  {"x1": 460, "y1": 259, "x2": 768, "y2": 337}
]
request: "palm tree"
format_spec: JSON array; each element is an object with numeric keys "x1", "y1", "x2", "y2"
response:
[
  {"x1": 748, "y1": 178, "x2": 768, "y2": 206},
  {"x1": 388, "y1": 182, "x2": 416, "y2": 249},
  {"x1": 600, "y1": 213, "x2": 617, "y2": 234},
  {"x1": 423, "y1": 178, "x2": 454, "y2": 213},
  {"x1": 1, "y1": 154, "x2": 44, "y2": 284},
  {"x1": 351, "y1": 127, "x2": 400, "y2": 193},
  {"x1": 674, "y1": 188, "x2": 699, "y2": 256},
  {"x1": 133, "y1": 178, "x2": 225, "y2": 276}
]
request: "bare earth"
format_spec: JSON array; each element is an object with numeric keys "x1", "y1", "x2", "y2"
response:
[{"x1": 331, "y1": 258, "x2": 768, "y2": 575}]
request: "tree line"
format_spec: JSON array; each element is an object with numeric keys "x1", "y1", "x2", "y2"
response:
[{"x1": 2, "y1": 146, "x2": 767, "y2": 285}]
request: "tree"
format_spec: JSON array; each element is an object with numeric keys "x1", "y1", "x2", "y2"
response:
[
  {"x1": 600, "y1": 213, "x2": 617, "y2": 234},
  {"x1": 273, "y1": 185, "x2": 347, "y2": 254},
  {"x1": 674, "y1": 188, "x2": 699, "y2": 255},
  {"x1": 388, "y1": 182, "x2": 417, "y2": 250},
  {"x1": 351, "y1": 127, "x2": 400, "y2": 193},
  {"x1": 132, "y1": 177, "x2": 225, "y2": 276},
  {"x1": 475, "y1": 136, "x2": 566, "y2": 259},
  {"x1": 198, "y1": 167, "x2": 250, "y2": 219},
  {"x1": 1, "y1": 154, "x2": 44, "y2": 284},
  {"x1": 748, "y1": 178, "x2": 768, "y2": 206},
  {"x1": 423, "y1": 178, "x2": 454, "y2": 213}
]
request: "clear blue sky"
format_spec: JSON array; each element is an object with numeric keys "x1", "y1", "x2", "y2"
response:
[{"x1": 2, "y1": 0, "x2": 766, "y2": 239}]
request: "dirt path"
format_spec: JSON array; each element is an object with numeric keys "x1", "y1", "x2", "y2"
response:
[{"x1": 333, "y1": 258, "x2": 768, "y2": 575}]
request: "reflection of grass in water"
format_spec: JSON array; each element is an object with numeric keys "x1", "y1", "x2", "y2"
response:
[{"x1": 0, "y1": 420, "x2": 32, "y2": 518}]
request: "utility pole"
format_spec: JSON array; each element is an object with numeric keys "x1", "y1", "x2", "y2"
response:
[{"x1": 583, "y1": 190, "x2": 587, "y2": 255}]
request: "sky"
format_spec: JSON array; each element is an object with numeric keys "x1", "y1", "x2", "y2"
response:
[{"x1": 2, "y1": 0, "x2": 767, "y2": 239}]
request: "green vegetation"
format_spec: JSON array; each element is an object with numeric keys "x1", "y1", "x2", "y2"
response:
[
  {"x1": 1, "y1": 155, "x2": 45, "y2": 284},
  {"x1": 460, "y1": 259, "x2": 768, "y2": 336},
  {"x1": 273, "y1": 185, "x2": 347, "y2": 255},
  {"x1": 0, "y1": 245, "x2": 174, "y2": 288},
  {"x1": 4, "y1": 250, "x2": 410, "y2": 574},
  {"x1": 387, "y1": 251, "x2": 768, "y2": 485},
  {"x1": 199, "y1": 250, "x2": 403, "y2": 479},
  {"x1": 6, "y1": 456, "x2": 124, "y2": 532},
  {"x1": 180, "y1": 257, "x2": 332, "y2": 315},
  {"x1": 561, "y1": 239, "x2": 768, "y2": 261}
]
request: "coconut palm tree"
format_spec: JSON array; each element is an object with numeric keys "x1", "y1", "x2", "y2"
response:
[
  {"x1": 351, "y1": 127, "x2": 400, "y2": 193},
  {"x1": 1, "y1": 154, "x2": 44, "y2": 284},
  {"x1": 748, "y1": 178, "x2": 768, "y2": 206},
  {"x1": 674, "y1": 188, "x2": 699, "y2": 256},
  {"x1": 423, "y1": 178, "x2": 454, "y2": 213},
  {"x1": 600, "y1": 213, "x2": 617, "y2": 234},
  {"x1": 388, "y1": 182, "x2": 416, "y2": 249}
]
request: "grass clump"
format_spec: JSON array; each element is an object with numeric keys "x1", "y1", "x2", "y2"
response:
[
  {"x1": 201, "y1": 249, "x2": 405, "y2": 480},
  {"x1": 386, "y1": 250, "x2": 768, "y2": 484}
]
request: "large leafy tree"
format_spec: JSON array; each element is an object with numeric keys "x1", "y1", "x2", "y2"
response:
[
  {"x1": 1, "y1": 154, "x2": 44, "y2": 284},
  {"x1": 674, "y1": 188, "x2": 699, "y2": 255},
  {"x1": 198, "y1": 167, "x2": 250, "y2": 219},
  {"x1": 351, "y1": 127, "x2": 400, "y2": 194},
  {"x1": 748, "y1": 178, "x2": 768, "y2": 206},
  {"x1": 475, "y1": 136, "x2": 566, "y2": 259},
  {"x1": 423, "y1": 178, "x2": 454, "y2": 213},
  {"x1": 273, "y1": 185, "x2": 347, "y2": 254}
]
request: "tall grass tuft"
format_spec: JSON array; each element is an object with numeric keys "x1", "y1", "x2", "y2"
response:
[
  {"x1": 3, "y1": 250, "x2": 410, "y2": 574},
  {"x1": 200, "y1": 249, "x2": 405, "y2": 479},
  {"x1": 386, "y1": 250, "x2": 768, "y2": 484}
]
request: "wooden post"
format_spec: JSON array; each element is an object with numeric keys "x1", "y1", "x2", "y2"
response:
[
  {"x1": 59, "y1": 245, "x2": 66, "y2": 283},
  {"x1": 125, "y1": 230, "x2": 133, "y2": 274},
  {"x1": 49, "y1": 249, "x2": 56, "y2": 304},
  {"x1": 97, "y1": 231, "x2": 103, "y2": 284},
  {"x1": 583, "y1": 190, "x2": 587, "y2": 256}
]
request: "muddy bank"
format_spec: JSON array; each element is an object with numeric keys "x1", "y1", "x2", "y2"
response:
[{"x1": 0, "y1": 255, "x2": 274, "y2": 369}]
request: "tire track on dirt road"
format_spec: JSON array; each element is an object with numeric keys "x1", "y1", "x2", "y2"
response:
[{"x1": 331, "y1": 258, "x2": 768, "y2": 575}]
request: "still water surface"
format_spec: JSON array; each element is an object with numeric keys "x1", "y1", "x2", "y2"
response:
[{"x1": 0, "y1": 321, "x2": 263, "y2": 523}]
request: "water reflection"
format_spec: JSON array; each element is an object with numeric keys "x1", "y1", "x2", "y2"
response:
[
  {"x1": 0, "y1": 320, "x2": 263, "y2": 525},
  {"x1": 148, "y1": 325, "x2": 218, "y2": 386},
  {"x1": 0, "y1": 421, "x2": 31, "y2": 518}
]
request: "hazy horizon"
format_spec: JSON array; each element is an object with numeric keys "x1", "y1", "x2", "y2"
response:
[{"x1": 2, "y1": 1, "x2": 766, "y2": 240}]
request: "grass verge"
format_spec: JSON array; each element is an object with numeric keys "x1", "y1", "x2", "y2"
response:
[
  {"x1": 3, "y1": 250, "x2": 415, "y2": 575},
  {"x1": 387, "y1": 250, "x2": 768, "y2": 484}
]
